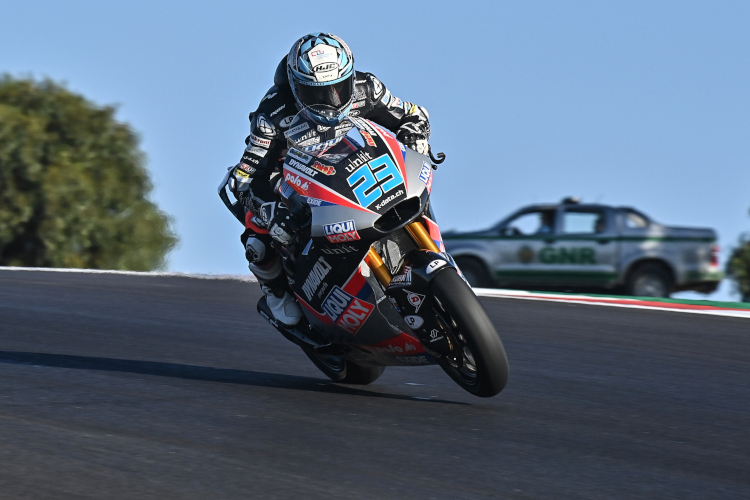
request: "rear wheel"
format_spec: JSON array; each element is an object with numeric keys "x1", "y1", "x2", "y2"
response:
[
  {"x1": 302, "y1": 349, "x2": 385, "y2": 385},
  {"x1": 430, "y1": 269, "x2": 509, "y2": 397},
  {"x1": 626, "y1": 263, "x2": 672, "y2": 298}
]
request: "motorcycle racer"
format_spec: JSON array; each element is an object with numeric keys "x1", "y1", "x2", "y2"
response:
[{"x1": 226, "y1": 32, "x2": 431, "y2": 327}]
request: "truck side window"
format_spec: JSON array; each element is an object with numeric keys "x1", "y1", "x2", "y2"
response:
[
  {"x1": 624, "y1": 210, "x2": 648, "y2": 228},
  {"x1": 502, "y1": 211, "x2": 555, "y2": 235},
  {"x1": 562, "y1": 210, "x2": 606, "y2": 234}
]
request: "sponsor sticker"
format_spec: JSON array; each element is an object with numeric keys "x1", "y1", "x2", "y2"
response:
[
  {"x1": 248, "y1": 146, "x2": 268, "y2": 158},
  {"x1": 419, "y1": 161, "x2": 432, "y2": 185},
  {"x1": 284, "y1": 122, "x2": 310, "y2": 138},
  {"x1": 313, "y1": 62, "x2": 338, "y2": 72},
  {"x1": 261, "y1": 92, "x2": 277, "y2": 102},
  {"x1": 234, "y1": 168, "x2": 250, "y2": 179},
  {"x1": 237, "y1": 163, "x2": 256, "y2": 175},
  {"x1": 426, "y1": 260, "x2": 447, "y2": 274},
  {"x1": 301, "y1": 257, "x2": 332, "y2": 301},
  {"x1": 404, "y1": 290, "x2": 425, "y2": 312},
  {"x1": 287, "y1": 148, "x2": 312, "y2": 164},
  {"x1": 241, "y1": 154, "x2": 259, "y2": 165},
  {"x1": 301, "y1": 137, "x2": 344, "y2": 153},
  {"x1": 320, "y1": 244, "x2": 358, "y2": 255},
  {"x1": 375, "y1": 189, "x2": 403, "y2": 210},
  {"x1": 287, "y1": 158, "x2": 318, "y2": 177},
  {"x1": 324, "y1": 220, "x2": 360, "y2": 243},
  {"x1": 404, "y1": 315, "x2": 424, "y2": 329},
  {"x1": 279, "y1": 115, "x2": 295, "y2": 128},
  {"x1": 284, "y1": 172, "x2": 310, "y2": 193},
  {"x1": 311, "y1": 161, "x2": 335, "y2": 175},
  {"x1": 322, "y1": 286, "x2": 374, "y2": 335},
  {"x1": 270, "y1": 104, "x2": 285, "y2": 117},
  {"x1": 248, "y1": 133, "x2": 271, "y2": 148},
  {"x1": 298, "y1": 136, "x2": 321, "y2": 147},
  {"x1": 360, "y1": 130, "x2": 376, "y2": 147},
  {"x1": 373, "y1": 342, "x2": 418, "y2": 354},
  {"x1": 429, "y1": 329, "x2": 445, "y2": 343},
  {"x1": 345, "y1": 151, "x2": 373, "y2": 173},
  {"x1": 389, "y1": 266, "x2": 412, "y2": 286}
]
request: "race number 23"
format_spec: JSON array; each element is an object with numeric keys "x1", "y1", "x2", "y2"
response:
[{"x1": 347, "y1": 154, "x2": 404, "y2": 208}]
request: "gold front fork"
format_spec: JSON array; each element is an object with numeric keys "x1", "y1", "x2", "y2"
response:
[{"x1": 365, "y1": 221, "x2": 439, "y2": 287}]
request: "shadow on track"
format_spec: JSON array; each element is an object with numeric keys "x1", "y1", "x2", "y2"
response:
[{"x1": 0, "y1": 350, "x2": 468, "y2": 405}]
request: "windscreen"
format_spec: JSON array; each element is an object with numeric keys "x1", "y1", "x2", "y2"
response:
[{"x1": 294, "y1": 76, "x2": 353, "y2": 109}]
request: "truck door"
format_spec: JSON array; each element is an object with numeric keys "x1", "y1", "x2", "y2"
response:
[
  {"x1": 547, "y1": 207, "x2": 618, "y2": 287},
  {"x1": 493, "y1": 209, "x2": 559, "y2": 288}
]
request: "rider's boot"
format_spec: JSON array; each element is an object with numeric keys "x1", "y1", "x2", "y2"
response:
[{"x1": 249, "y1": 258, "x2": 302, "y2": 328}]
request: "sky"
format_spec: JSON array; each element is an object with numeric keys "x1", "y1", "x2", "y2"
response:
[{"x1": 2, "y1": 0, "x2": 749, "y2": 301}]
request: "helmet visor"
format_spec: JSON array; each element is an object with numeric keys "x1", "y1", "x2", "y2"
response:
[{"x1": 294, "y1": 75, "x2": 354, "y2": 110}]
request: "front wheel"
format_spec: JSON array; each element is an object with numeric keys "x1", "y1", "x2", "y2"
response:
[
  {"x1": 430, "y1": 269, "x2": 509, "y2": 397},
  {"x1": 302, "y1": 349, "x2": 385, "y2": 385}
]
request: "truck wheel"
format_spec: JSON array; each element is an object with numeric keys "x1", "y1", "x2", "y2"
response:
[
  {"x1": 626, "y1": 263, "x2": 672, "y2": 298},
  {"x1": 455, "y1": 257, "x2": 492, "y2": 288}
]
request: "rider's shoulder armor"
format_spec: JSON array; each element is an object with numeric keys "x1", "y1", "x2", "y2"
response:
[
  {"x1": 348, "y1": 71, "x2": 381, "y2": 118},
  {"x1": 249, "y1": 84, "x2": 297, "y2": 142}
]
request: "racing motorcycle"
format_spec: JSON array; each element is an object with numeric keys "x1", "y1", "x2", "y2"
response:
[{"x1": 219, "y1": 113, "x2": 509, "y2": 397}]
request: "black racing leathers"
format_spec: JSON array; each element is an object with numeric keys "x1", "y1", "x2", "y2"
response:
[{"x1": 229, "y1": 64, "x2": 430, "y2": 286}]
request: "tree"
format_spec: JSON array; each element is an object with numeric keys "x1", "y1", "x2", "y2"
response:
[
  {"x1": 0, "y1": 76, "x2": 177, "y2": 270},
  {"x1": 726, "y1": 210, "x2": 750, "y2": 302}
]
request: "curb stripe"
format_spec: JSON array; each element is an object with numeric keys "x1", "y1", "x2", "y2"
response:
[{"x1": 473, "y1": 288, "x2": 750, "y2": 319}]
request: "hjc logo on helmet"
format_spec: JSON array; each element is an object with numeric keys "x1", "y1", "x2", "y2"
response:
[{"x1": 313, "y1": 63, "x2": 338, "y2": 73}]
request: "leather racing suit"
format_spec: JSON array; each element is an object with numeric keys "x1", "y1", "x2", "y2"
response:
[{"x1": 229, "y1": 59, "x2": 431, "y2": 296}]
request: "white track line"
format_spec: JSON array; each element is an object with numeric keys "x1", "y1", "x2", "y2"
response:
[{"x1": 473, "y1": 288, "x2": 750, "y2": 320}]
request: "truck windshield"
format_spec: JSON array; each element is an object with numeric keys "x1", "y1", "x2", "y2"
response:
[{"x1": 624, "y1": 210, "x2": 649, "y2": 228}]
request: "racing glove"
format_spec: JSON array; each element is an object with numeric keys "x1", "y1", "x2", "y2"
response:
[{"x1": 396, "y1": 124, "x2": 429, "y2": 155}]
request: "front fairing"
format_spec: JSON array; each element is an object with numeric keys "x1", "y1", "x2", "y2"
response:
[{"x1": 283, "y1": 112, "x2": 439, "y2": 365}]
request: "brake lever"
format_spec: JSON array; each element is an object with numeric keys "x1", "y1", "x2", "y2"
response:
[{"x1": 428, "y1": 146, "x2": 446, "y2": 169}]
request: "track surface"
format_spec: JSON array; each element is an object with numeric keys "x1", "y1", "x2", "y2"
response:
[{"x1": 0, "y1": 270, "x2": 748, "y2": 499}]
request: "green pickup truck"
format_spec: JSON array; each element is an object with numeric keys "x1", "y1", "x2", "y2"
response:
[{"x1": 443, "y1": 199, "x2": 722, "y2": 297}]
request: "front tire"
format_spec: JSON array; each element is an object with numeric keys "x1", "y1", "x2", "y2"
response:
[
  {"x1": 430, "y1": 269, "x2": 509, "y2": 397},
  {"x1": 302, "y1": 349, "x2": 385, "y2": 385}
]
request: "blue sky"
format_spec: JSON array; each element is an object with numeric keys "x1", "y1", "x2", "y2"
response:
[{"x1": 3, "y1": 0, "x2": 749, "y2": 300}]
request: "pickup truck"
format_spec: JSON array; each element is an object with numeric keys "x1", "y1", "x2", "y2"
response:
[{"x1": 443, "y1": 199, "x2": 722, "y2": 297}]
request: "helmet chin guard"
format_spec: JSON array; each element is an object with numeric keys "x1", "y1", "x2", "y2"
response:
[{"x1": 287, "y1": 33, "x2": 355, "y2": 125}]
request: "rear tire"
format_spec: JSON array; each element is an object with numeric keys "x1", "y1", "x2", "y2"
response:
[
  {"x1": 626, "y1": 263, "x2": 672, "y2": 298},
  {"x1": 302, "y1": 349, "x2": 385, "y2": 385},
  {"x1": 430, "y1": 269, "x2": 509, "y2": 397},
  {"x1": 455, "y1": 257, "x2": 493, "y2": 288}
]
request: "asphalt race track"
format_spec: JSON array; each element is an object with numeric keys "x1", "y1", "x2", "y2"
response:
[{"x1": 0, "y1": 270, "x2": 748, "y2": 499}]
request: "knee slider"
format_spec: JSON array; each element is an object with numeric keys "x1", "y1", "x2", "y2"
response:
[{"x1": 245, "y1": 236, "x2": 267, "y2": 263}]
